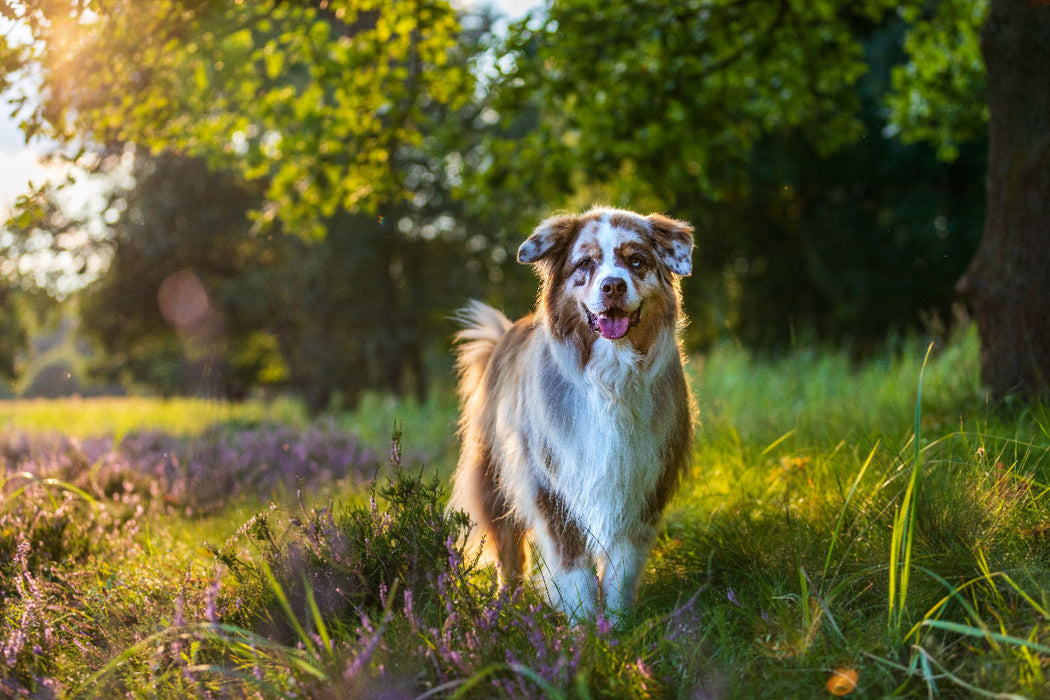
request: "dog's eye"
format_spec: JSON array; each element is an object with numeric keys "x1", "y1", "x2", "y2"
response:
[
  {"x1": 575, "y1": 258, "x2": 594, "y2": 272},
  {"x1": 629, "y1": 254, "x2": 647, "y2": 269}
]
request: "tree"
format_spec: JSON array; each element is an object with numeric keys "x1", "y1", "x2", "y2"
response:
[
  {"x1": 72, "y1": 150, "x2": 486, "y2": 408},
  {"x1": 0, "y1": 281, "x2": 29, "y2": 385},
  {"x1": 78, "y1": 152, "x2": 273, "y2": 397},
  {"x1": 956, "y1": 0, "x2": 1050, "y2": 399},
  {"x1": 486, "y1": 0, "x2": 896, "y2": 207},
  {"x1": 479, "y1": 0, "x2": 1050, "y2": 398},
  {"x1": 7, "y1": 0, "x2": 1039, "y2": 401},
  {"x1": 890, "y1": 0, "x2": 1050, "y2": 399}
]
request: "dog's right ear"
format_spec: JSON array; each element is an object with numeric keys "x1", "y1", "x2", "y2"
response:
[{"x1": 517, "y1": 214, "x2": 578, "y2": 264}]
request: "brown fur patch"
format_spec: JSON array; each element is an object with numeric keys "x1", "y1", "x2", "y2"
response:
[
  {"x1": 614, "y1": 242, "x2": 654, "y2": 277},
  {"x1": 540, "y1": 238, "x2": 597, "y2": 368},
  {"x1": 628, "y1": 279, "x2": 679, "y2": 356},
  {"x1": 473, "y1": 439, "x2": 528, "y2": 580},
  {"x1": 536, "y1": 486, "x2": 587, "y2": 565},
  {"x1": 518, "y1": 214, "x2": 580, "y2": 264},
  {"x1": 485, "y1": 315, "x2": 539, "y2": 394},
  {"x1": 641, "y1": 368, "x2": 693, "y2": 526},
  {"x1": 605, "y1": 211, "x2": 651, "y2": 238}
]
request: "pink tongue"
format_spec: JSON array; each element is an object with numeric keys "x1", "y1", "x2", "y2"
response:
[{"x1": 597, "y1": 314, "x2": 630, "y2": 340}]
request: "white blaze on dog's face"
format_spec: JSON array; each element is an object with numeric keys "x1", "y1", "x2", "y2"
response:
[
  {"x1": 571, "y1": 217, "x2": 648, "y2": 339},
  {"x1": 518, "y1": 208, "x2": 694, "y2": 356}
]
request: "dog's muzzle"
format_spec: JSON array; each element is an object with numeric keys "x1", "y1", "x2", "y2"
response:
[{"x1": 586, "y1": 306, "x2": 642, "y2": 340}]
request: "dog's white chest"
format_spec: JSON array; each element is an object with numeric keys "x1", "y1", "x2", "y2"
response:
[{"x1": 551, "y1": 373, "x2": 664, "y2": 545}]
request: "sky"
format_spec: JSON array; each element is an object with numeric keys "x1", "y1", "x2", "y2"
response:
[
  {"x1": 0, "y1": 0, "x2": 542, "y2": 219},
  {"x1": 0, "y1": 120, "x2": 57, "y2": 216}
]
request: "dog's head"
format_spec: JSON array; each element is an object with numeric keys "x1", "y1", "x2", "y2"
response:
[{"x1": 518, "y1": 208, "x2": 693, "y2": 357}]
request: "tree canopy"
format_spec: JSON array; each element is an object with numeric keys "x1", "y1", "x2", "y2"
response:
[
  {"x1": 489, "y1": 0, "x2": 895, "y2": 203},
  {"x1": 2, "y1": 0, "x2": 472, "y2": 237}
]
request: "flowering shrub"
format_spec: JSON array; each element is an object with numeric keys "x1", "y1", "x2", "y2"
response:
[
  {"x1": 1, "y1": 424, "x2": 684, "y2": 698},
  {"x1": 0, "y1": 422, "x2": 376, "y2": 512},
  {"x1": 0, "y1": 420, "x2": 376, "y2": 695},
  {"x1": 0, "y1": 483, "x2": 129, "y2": 696},
  {"x1": 214, "y1": 430, "x2": 478, "y2": 639},
  {"x1": 208, "y1": 433, "x2": 666, "y2": 697}
]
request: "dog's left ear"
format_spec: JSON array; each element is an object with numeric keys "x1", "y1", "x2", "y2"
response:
[
  {"x1": 648, "y1": 214, "x2": 694, "y2": 276},
  {"x1": 518, "y1": 214, "x2": 578, "y2": 264}
]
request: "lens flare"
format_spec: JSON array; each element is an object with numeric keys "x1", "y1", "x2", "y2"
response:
[
  {"x1": 158, "y1": 270, "x2": 210, "y2": 328},
  {"x1": 827, "y1": 668, "x2": 859, "y2": 695}
]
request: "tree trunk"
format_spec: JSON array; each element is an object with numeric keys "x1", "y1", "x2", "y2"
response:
[{"x1": 956, "y1": 0, "x2": 1050, "y2": 400}]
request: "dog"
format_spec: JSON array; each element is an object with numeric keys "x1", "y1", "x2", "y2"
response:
[{"x1": 448, "y1": 207, "x2": 695, "y2": 621}]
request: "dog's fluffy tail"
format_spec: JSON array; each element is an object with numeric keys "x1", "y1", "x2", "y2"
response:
[
  {"x1": 449, "y1": 301, "x2": 511, "y2": 569},
  {"x1": 453, "y1": 300, "x2": 511, "y2": 402}
]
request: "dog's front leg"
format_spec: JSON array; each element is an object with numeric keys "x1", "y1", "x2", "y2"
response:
[
  {"x1": 531, "y1": 522, "x2": 598, "y2": 623},
  {"x1": 542, "y1": 562, "x2": 599, "y2": 624},
  {"x1": 598, "y1": 536, "x2": 653, "y2": 622}
]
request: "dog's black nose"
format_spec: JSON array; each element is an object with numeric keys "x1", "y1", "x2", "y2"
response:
[{"x1": 600, "y1": 277, "x2": 627, "y2": 299}]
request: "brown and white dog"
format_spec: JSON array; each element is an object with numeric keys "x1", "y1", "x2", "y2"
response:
[{"x1": 448, "y1": 207, "x2": 695, "y2": 621}]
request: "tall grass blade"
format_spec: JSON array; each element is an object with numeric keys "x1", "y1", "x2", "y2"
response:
[
  {"x1": 303, "y1": 573, "x2": 333, "y2": 660},
  {"x1": 916, "y1": 645, "x2": 940, "y2": 698},
  {"x1": 823, "y1": 441, "x2": 878, "y2": 580},
  {"x1": 889, "y1": 342, "x2": 935, "y2": 632},
  {"x1": 996, "y1": 571, "x2": 1050, "y2": 620},
  {"x1": 4, "y1": 470, "x2": 100, "y2": 510},
  {"x1": 257, "y1": 558, "x2": 317, "y2": 658},
  {"x1": 759, "y1": 429, "x2": 796, "y2": 457},
  {"x1": 914, "y1": 342, "x2": 934, "y2": 464},
  {"x1": 921, "y1": 619, "x2": 1050, "y2": 656}
]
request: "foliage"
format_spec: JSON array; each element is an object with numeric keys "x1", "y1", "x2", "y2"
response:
[
  {"x1": 67, "y1": 150, "x2": 485, "y2": 407},
  {"x1": 697, "y1": 66, "x2": 985, "y2": 347},
  {"x1": 71, "y1": 152, "x2": 271, "y2": 397},
  {"x1": 886, "y1": 0, "x2": 989, "y2": 161},
  {"x1": 493, "y1": 0, "x2": 898, "y2": 201},
  {"x1": 0, "y1": 281, "x2": 30, "y2": 384},
  {"x1": 4, "y1": 148, "x2": 487, "y2": 405},
  {"x1": 1, "y1": 0, "x2": 473, "y2": 238},
  {"x1": 211, "y1": 432, "x2": 475, "y2": 640},
  {"x1": 0, "y1": 489, "x2": 108, "y2": 695},
  {"x1": 2, "y1": 4, "x2": 499, "y2": 402}
]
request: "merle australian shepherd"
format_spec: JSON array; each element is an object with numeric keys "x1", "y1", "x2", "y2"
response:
[{"x1": 448, "y1": 207, "x2": 695, "y2": 621}]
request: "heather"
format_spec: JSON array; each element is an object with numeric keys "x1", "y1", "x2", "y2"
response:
[
  {"x1": 1, "y1": 421, "x2": 376, "y2": 513},
  {"x1": 3, "y1": 333, "x2": 1050, "y2": 697}
]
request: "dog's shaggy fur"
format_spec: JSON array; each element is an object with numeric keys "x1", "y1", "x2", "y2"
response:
[{"x1": 448, "y1": 208, "x2": 695, "y2": 620}]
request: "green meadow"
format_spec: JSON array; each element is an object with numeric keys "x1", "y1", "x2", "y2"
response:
[{"x1": 3, "y1": 328, "x2": 1049, "y2": 698}]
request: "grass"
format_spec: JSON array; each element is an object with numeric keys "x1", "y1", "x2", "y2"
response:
[
  {"x1": 0, "y1": 395, "x2": 310, "y2": 438},
  {"x1": 3, "y1": 326, "x2": 1050, "y2": 697}
]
